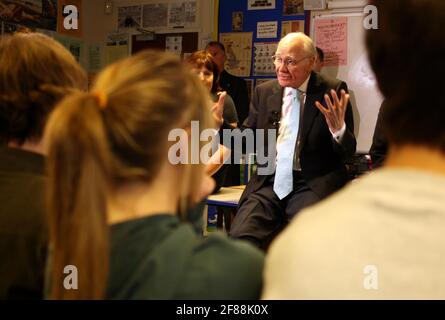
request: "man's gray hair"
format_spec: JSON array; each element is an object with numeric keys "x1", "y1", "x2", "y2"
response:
[{"x1": 279, "y1": 32, "x2": 316, "y2": 58}]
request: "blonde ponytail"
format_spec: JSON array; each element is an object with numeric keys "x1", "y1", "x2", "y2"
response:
[{"x1": 46, "y1": 93, "x2": 111, "y2": 299}]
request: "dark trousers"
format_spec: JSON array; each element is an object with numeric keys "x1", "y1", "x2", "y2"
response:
[{"x1": 229, "y1": 171, "x2": 320, "y2": 250}]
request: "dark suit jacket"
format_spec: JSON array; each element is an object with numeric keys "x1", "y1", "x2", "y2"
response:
[
  {"x1": 242, "y1": 72, "x2": 356, "y2": 200},
  {"x1": 219, "y1": 70, "x2": 250, "y2": 125},
  {"x1": 369, "y1": 100, "x2": 388, "y2": 168}
]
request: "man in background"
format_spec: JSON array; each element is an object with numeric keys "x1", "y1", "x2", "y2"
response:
[
  {"x1": 206, "y1": 41, "x2": 250, "y2": 186},
  {"x1": 206, "y1": 41, "x2": 250, "y2": 126},
  {"x1": 313, "y1": 46, "x2": 325, "y2": 73},
  {"x1": 229, "y1": 33, "x2": 356, "y2": 249}
]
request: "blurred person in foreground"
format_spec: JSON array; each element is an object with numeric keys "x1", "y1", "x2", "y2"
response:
[
  {"x1": 0, "y1": 32, "x2": 86, "y2": 299},
  {"x1": 263, "y1": 0, "x2": 445, "y2": 299}
]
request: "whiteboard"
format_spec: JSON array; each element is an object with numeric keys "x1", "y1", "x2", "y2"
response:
[{"x1": 310, "y1": 8, "x2": 383, "y2": 153}]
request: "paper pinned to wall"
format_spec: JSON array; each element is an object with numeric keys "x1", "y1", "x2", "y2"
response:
[
  {"x1": 88, "y1": 45, "x2": 102, "y2": 73},
  {"x1": 143, "y1": 3, "x2": 168, "y2": 28},
  {"x1": 219, "y1": 32, "x2": 253, "y2": 77},
  {"x1": 166, "y1": 36, "x2": 183, "y2": 55},
  {"x1": 314, "y1": 17, "x2": 348, "y2": 66},
  {"x1": 168, "y1": 1, "x2": 197, "y2": 28},
  {"x1": 253, "y1": 42, "x2": 278, "y2": 76},
  {"x1": 257, "y1": 21, "x2": 278, "y2": 39},
  {"x1": 118, "y1": 5, "x2": 142, "y2": 30},
  {"x1": 248, "y1": 0, "x2": 276, "y2": 10}
]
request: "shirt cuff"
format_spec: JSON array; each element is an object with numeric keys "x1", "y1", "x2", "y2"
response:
[{"x1": 330, "y1": 122, "x2": 346, "y2": 144}]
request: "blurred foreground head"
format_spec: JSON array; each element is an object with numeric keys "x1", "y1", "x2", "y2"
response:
[
  {"x1": 0, "y1": 32, "x2": 86, "y2": 145},
  {"x1": 366, "y1": 0, "x2": 445, "y2": 151},
  {"x1": 45, "y1": 50, "x2": 214, "y2": 299}
]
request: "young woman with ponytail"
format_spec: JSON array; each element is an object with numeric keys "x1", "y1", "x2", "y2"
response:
[{"x1": 45, "y1": 51, "x2": 263, "y2": 300}]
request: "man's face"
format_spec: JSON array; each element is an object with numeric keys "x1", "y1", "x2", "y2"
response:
[
  {"x1": 274, "y1": 40, "x2": 315, "y2": 88},
  {"x1": 206, "y1": 45, "x2": 226, "y2": 73}
]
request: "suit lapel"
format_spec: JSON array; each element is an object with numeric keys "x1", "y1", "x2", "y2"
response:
[{"x1": 300, "y1": 72, "x2": 322, "y2": 145}]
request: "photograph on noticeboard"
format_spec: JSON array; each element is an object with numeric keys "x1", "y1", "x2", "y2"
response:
[
  {"x1": 232, "y1": 11, "x2": 243, "y2": 31},
  {"x1": 283, "y1": 0, "x2": 304, "y2": 16}
]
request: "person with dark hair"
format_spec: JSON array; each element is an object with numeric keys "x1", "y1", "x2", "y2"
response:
[
  {"x1": 0, "y1": 32, "x2": 86, "y2": 299},
  {"x1": 185, "y1": 50, "x2": 238, "y2": 192},
  {"x1": 313, "y1": 46, "x2": 325, "y2": 72},
  {"x1": 263, "y1": 0, "x2": 445, "y2": 299},
  {"x1": 45, "y1": 50, "x2": 263, "y2": 300},
  {"x1": 206, "y1": 41, "x2": 250, "y2": 125}
]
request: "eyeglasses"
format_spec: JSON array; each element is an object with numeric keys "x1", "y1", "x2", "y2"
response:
[{"x1": 271, "y1": 55, "x2": 308, "y2": 68}]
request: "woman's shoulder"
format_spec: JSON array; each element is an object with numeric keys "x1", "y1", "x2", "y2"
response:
[{"x1": 177, "y1": 231, "x2": 264, "y2": 299}]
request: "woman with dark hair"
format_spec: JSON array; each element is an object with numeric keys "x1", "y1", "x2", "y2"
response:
[{"x1": 186, "y1": 50, "x2": 238, "y2": 192}]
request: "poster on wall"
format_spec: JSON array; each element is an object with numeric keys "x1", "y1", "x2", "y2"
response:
[
  {"x1": 281, "y1": 20, "x2": 304, "y2": 37},
  {"x1": 168, "y1": 1, "x2": 197, "y2": 28},
  {"x1": 118, "y1": 5, "x2": 142, "y2": 30},
  {"x1": 283, "y1": 0, "x2": 304, "y2": 16},
  {"x1": 314, "y1": 17, "x2": 348, "y2": 66},
  {"x1": 88, "y1": 44, "x2": 102, "y2": 73},
  {"x1": 257, "y1": 21, "x2": 277, "y2": 39},
  {"x1": 0, "y1": 0, "x2": 57, "y2": 31},
  {"x1": 57, "y1": 0, "x2": 82, "y2": 37},
  {"x1": 219, "y1": 32, "x2": 253, "y2": 77},
  {"x1": 142, "y1": 3, "x2": 168, "y2": 28},
  {"x1": 232, "y1": 11, "x2": 243, "y2": 31},
  {"x1": 253, "y1": 42, "x2": 278, "y2": 76},
  {"x1": 248, "y1": 0, "x2": 276, "y2": 10}
]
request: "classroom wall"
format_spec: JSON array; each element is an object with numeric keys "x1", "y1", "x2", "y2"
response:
[{"x1": 83, "y1": 0, "x2": 215, "y2": 49}]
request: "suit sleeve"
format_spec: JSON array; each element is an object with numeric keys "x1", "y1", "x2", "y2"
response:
[
  {"x1": 369, "y1": 101, "x2": 388, "y2": 168},
  {"x1": 332, "y1": 81, "x2": 356, "y2": 158},
  {"x1": 243, "y1": 84, "x2": 260, "y2": 130},
  {"x1": 236, "y1": 78, "x2": 250, "y2": 125}
]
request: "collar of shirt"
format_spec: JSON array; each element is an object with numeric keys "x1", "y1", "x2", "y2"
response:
[{"x1": 283, "y1": 73, "x2": 310, "y2": 101}]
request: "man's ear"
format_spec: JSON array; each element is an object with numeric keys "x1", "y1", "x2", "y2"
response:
[{"x1": 307, "y1": 56, "x2": 316, "y2": 71}]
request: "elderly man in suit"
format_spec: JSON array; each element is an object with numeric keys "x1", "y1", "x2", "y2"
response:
[{"x1": 229, "y1": 32, "x2": 356, "y2": 249}]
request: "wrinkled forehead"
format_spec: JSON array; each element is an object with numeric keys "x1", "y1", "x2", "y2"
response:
[{"x1": 276, "y1": 39, "x2": 305, "y2": 57}]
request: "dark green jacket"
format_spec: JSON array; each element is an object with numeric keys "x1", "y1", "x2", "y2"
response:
[
  {"x1": 0, "y1": 147, "x2": 47, "y2": 299},
  {"x1": 108, "y1": 215, "x2": 264, "y2": 299}
]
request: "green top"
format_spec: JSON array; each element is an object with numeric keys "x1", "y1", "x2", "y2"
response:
[
  {"x1": 0, "y1": 146, "x2": 47, "y2": 299},
  {"x1": 108, "y1": 214, "x2": 264, "y2": 299}
]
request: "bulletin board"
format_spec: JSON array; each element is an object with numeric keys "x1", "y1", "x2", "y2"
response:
[{"x1": 218, "y1": 0, "x2": 309, "y2": 89}]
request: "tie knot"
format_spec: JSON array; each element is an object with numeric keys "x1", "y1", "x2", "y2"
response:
[{"x1": 285, "y1": 88, "x2": 296, "y2": 99}]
